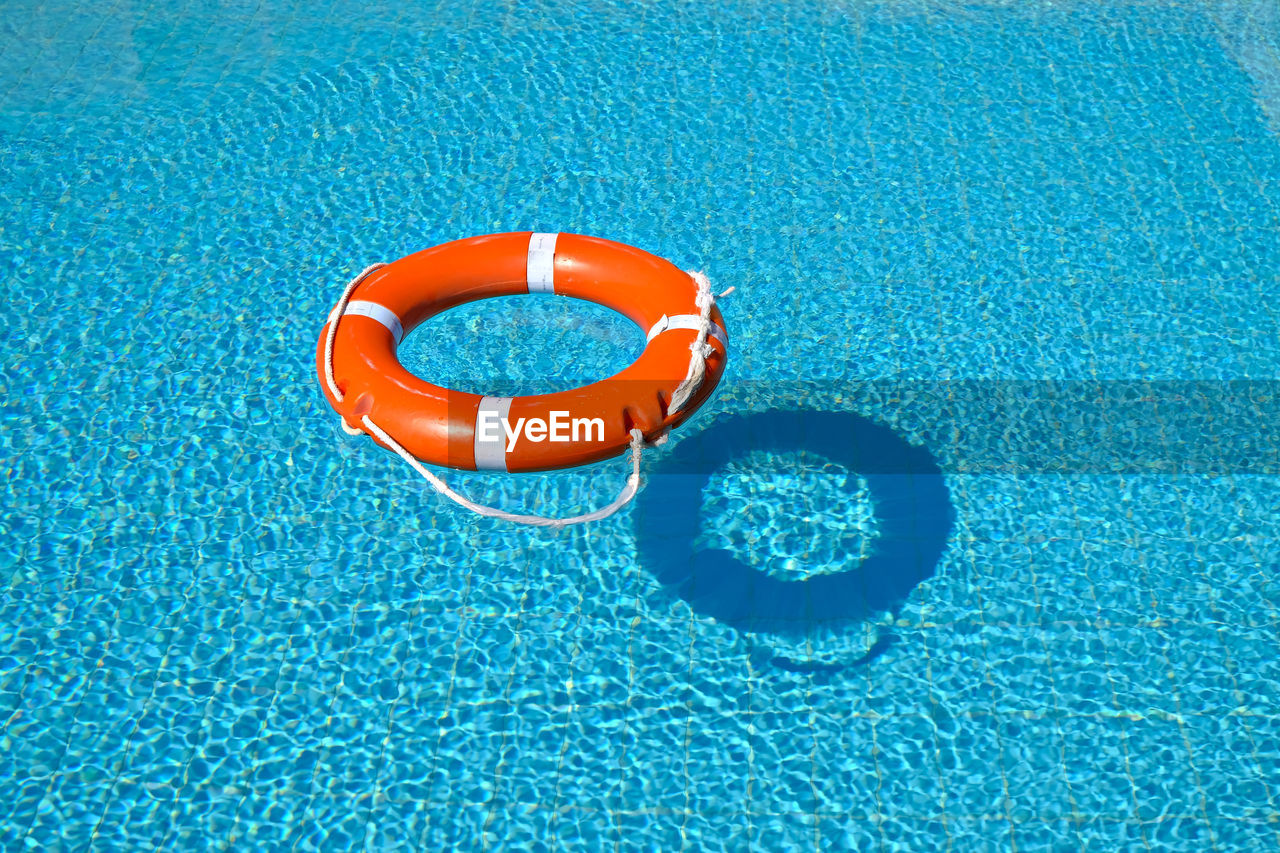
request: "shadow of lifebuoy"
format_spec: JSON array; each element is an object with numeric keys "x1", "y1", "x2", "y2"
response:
[{"x1": 634, "y1": 409, "x2": 954, "y2": 671}]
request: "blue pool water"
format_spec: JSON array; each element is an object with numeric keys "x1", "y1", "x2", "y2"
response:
[{"x1": 4, "y1": 0, "x2": 1279, "y2": 849}]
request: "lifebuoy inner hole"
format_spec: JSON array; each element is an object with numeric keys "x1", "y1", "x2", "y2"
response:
[{"x1": 397, "y1": 293, "x2": 647, "y2": 397}]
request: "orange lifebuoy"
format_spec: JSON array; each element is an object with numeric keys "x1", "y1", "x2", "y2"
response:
[{"x1": 315, "y1": 232, "x2": 728, "y2": 473}]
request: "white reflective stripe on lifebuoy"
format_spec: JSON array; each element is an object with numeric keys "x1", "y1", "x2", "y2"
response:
[
  {"x1": 474, "y1": 396, "x2": 514, "y2": 472},
  {"x1": 328, "y1": 300, "x2": 404, "y2": 345},
  {"x1": 645, "y1": 314, "x2": 728, "y2": 350},
  {"x1": 527, "y1": 232, "x2": 558, "y2": 294}
]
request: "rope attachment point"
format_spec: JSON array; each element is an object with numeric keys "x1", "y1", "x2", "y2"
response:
[{"x1": 668, "y1": 272, "x2": 731, "y2": 417}]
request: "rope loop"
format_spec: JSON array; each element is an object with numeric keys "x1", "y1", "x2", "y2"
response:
[{"x1": 363, "y1": 418, "x2": 647, "y2": 529}]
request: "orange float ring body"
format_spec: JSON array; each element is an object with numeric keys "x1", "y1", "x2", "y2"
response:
[{"x1": 315, "y1": 232, "x2": 728, "y2": 473}]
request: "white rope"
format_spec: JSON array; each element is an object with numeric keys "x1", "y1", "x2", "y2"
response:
[
  {"x1": 668, "y1": 271, "x2": 733, "y2": 417},
  {"x1": 323, "y1": 262, "x2": 387, "y2": 406},
  {"x1": 363, "y1": 417, "x2": 646, "y2": 529},
  {"x1": 324, "y1": 263, "x2": 648, "y2": 528}
]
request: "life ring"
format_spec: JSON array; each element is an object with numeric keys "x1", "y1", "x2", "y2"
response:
[{"x1": 315, "y1": 232, "x2": 729, "y2": 474}]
